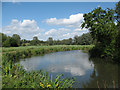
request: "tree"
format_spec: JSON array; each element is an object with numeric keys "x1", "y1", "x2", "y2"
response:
[
  {"x1": 33, "y1": 36, "x2": 38, "y2": 41},
  {"x1": 0, "y1": 33, "x2": 7, "y2": 46},
  {"x1": 81, "y1": 7, "x2": 116, "y2": 58},
  {"x1": 3, "y1": 36, "x2": 18, "y2": 47},
  {"x1": 12, "y1": 34, "x2": 21, "y2": 46},
  {"x1": 2, "y1": 38, "x2": 11, "y2": 47},
  {"x1": 74, "y1": 35, "x2": 79, "y2": 45},
  {"x1": 78, "y1": 33, "x2": 93, "y2": 45},
  {"x1": 30, "y1": 36, "x2": 40, "y2": 45},
  {"x1": 114, "y1": 1, "x2": 120, "y2": 62},
  {"x1": 115, "y1": 1, "x2": 120, "y2": 23},
  {"x1": 47, "y1": 37, "x2": 53, "y2": 45},
  {"x1": 68, "y1": 38, "x2": 73, "y2": 45}
]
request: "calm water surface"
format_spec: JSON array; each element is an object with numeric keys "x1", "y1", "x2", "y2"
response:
[{"x1": 18, "y1": 50, "x2": 118, "y2": 88}]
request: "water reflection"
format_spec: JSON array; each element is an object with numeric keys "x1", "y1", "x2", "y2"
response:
[
  {"x1": 19, "y1": 50, "x2": 93, "y2": 76},
  {"x1": 82, "y1": 59, "x2": 119, "y2": 88},
  {"x1": 18, "y1": 50, "x2": 119, "y2": 88}
]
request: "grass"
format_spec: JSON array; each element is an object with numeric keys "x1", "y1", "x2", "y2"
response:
[
  {"x1": 2, "y1": 45, "x2": 94, "y2": 88},
  {"x1": 2, "y1": 45, "x2": 94, "y2": 53}
]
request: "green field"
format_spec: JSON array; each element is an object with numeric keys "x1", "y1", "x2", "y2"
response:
[
  {"x1": 1, "y1": 45, "x2": 94, "y2": 88},
  {"x1": 2, "y1": 45, "x2": 93, "y2": 52}
]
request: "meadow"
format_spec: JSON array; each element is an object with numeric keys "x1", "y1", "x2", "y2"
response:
[{"x1": 1, "y1": 45, "x2": 94, "y2": 88}]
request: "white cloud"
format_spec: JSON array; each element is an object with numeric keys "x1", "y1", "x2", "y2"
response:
[
  {"x1": 2, "y1": 19, "x2": 44, "y2": 40},
  {"x1": 45, "y1": 13, "x2": 84, "y2": 28},
  {"x1": 2, "y1": 19, "x2": 88, "y2": 40},
  {"x1": 98, "y1": 5, "x2": 101, "y2": 7},
  {"x1": 74, "y1": 28, "x2": 88, "y2": 31},
  {"x1": 44, "y1": 28, "x2": 88, "y2": 40},
  {"x1": 45, "y1": 28, "x2": 71, "y2": 36}
]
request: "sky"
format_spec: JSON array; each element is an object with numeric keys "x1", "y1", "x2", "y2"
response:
[{"x1": 2, "y1": 2, "x2": 118, "y2": 40}]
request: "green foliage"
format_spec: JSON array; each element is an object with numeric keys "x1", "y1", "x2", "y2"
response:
[
  {"x1": 2, "y1": 61, "x2": 75, "y2": 88},
  {"x1": 1, "y1": 33, "x2": 20, "y2": 47},
  {"x1": 115, "y1": 1, "x2": 120, "y2": 23},
  {"x1": 12, "y1": 34, "x2": 21, "y2": 46},
  {"x1": 81, "y1": 6, "x2": 119, "y2": 59},
  {"x1": 0, "y1": 33, "x2": 7, "y2": 47},
  {"x1": 47, "y1": 37, "x2": 53, "y2": 45},
  {"x1": 82, "y1": 7, "x2": 115, "y2": 43},
  {"x1": 77, "y1": 33, "x2": 94, "y2": 45}
]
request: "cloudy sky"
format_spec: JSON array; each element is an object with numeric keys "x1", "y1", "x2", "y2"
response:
[{"x1": 2, "y1": 2, "x2": 117, "y2": 40}]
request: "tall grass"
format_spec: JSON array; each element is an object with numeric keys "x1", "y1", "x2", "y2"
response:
[{"x1": 2, "y1": 45, "x2": 93, "y2": 88}]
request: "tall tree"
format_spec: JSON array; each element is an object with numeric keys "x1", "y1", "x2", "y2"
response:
[
  {"x1": 81, "y1": 7, "x2": 116, "y2": 58},
  {"x1": 48, "y1": 37, "x2": 53, "y2": 45},
  {"x1": 114, "y1": 1, "x2": 120, "y2": 62},
  {"x1": 12, "y1": 34, "x2": 21, "y2": 46}
]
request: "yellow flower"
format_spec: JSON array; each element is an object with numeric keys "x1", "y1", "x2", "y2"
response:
[
  {"x1": 9, "y1": 67, "x2": 10, "y2": 71},
  {"x1": 47, "y1": 83, "x2": 51, "y2": 88},
  {"x1": 40, "y1": 82, "x2": 44, "y2": 88},
  {"x1": 6, "y1": 70, "x2": 7, "y2": 73},
  {"x1": 56, "y1": 83, "x2": 59, "y2": 87},
  {"x1": 14, "y1": 75, "x2": 17, "y2": 78}
]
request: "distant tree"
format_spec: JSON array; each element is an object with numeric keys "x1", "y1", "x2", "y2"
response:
[
  {"x1": 33, "y1": 36, "x2": 38, "y2": 40},
  {"x1": 2, "y1": 37, "x2": 11, "y2": 47},
  {"x1": 68, "y1": 38, "x2": 73, "y2": 45},
  {"x1": 0, "y1": 33, "x2": 2, "y2": 47},
  {"x1": 10, "y1": 37, "x2": 18, "y2": 47},
  {"x1": 78, "y1": 33, "x2": 93, "y2": 45},
  {"x1": 48, "y1": 37, "x2": 53, "y2": 45},
  {"x1": 0, "y1": 33, "x2": 7, "y2": 46},
  {"x1": 1, "y1": 33, "x2": 7, "y2": 42},
  {"x1": 12, "y1": 34, "x2": 21, "y2": 46},
  {"x1": 74, "y1": 35, "x2": 79, "y2": 45},
  {"x1": 3, "y1": 36, "x2": 18, "y2": 47},
  {"x1": 30, "y1": 36, "x2": 40, "y2": 45}
]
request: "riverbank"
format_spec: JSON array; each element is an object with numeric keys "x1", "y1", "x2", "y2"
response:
[
  {"x1": 2, "y1": 45, "x2": 93, "y2": 62},
  {"x1": 2, "y1": 45, "x2": 94, "y2": 88}
]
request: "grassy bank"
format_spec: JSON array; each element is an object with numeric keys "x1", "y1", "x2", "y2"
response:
[{"x1": 2, "y1": 45, "x2": 94, "y2": 88}]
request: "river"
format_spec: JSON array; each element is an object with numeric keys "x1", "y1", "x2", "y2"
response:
[{"x1": 18, "y1": 50, "x2": 118, "y2": 88}]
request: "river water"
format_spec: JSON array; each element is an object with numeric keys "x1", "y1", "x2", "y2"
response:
[{"x1": 18, "y1": 50, "x2": 118, "y2": 88}]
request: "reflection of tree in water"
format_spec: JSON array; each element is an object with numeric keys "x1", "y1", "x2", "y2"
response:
[{"x1": 82, "y1": 58, "x2": 118, "y2": 88}]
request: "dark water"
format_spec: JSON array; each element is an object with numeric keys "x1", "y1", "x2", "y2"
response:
[{"x1": 18, "y1": 50, "x2": 119, "y2": 88}]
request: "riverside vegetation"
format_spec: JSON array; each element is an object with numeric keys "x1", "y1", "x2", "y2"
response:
[{"x1": 2, "y1": 45, "x2": 93, "y2": 88}]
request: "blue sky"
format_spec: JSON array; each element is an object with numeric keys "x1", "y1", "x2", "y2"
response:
[{"x1": 2, "y1": 2, "x2": 117, "y2": 40}]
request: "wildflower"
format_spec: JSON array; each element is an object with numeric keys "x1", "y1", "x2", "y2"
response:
[
  {"x1": 9, "y1": 67, "x2": 10, "y2": 71},
  {"x1": 56, "y1": 83, "x2": 59, "y2": 87},
  {"x1": 6, "y1": 69, "x2": 7, "y2": 73},
  {"x1": 47, "y1": 83, "x2": 51, "y2": 88},
  {"x1": 10, "y1": 75, "x2": 12, "y2": 77},
  {"x1": 14, "y1": 75, "x2": 17, "y2": 78},
  {"x1": 40, "y1": 82, "x2": 44, "y2": 88}
]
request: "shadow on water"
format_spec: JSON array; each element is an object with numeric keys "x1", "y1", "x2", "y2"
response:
[
  {"x1": 82, "y1": 58, "x2": 119, "y2": 88},
  {"x1": 17, "y1": 50, "x2": 119, "y2": 88}
]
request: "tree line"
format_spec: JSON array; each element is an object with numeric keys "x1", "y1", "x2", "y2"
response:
[{"x1": 0, "y1": 32, "x2": 94, "y2": 47}]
